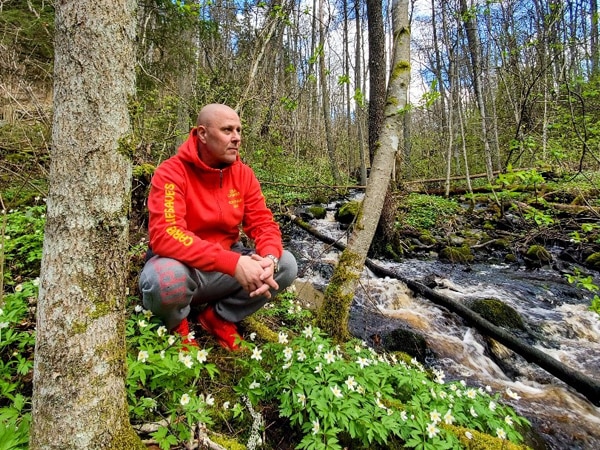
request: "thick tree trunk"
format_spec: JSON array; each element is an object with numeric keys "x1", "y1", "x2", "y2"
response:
[
  {"x1": 317, "y1": 0, "x2": 409, "y2": 342},
  {"x1": 366, "y1": 0, "x2": 386, "y2": 165},
  {"x1": 30, "y1": 0, "x2": 143, "y2": 448}
]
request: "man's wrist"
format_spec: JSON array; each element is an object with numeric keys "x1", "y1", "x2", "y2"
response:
[{"x1": 264, "y1": 254, "x2": 280, "y2": 273}]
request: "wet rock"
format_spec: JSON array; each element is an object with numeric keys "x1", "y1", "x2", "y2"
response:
[
  {"x1": 335, "y1": 200, "x2": 360, "y2": 224},
  {"x1": 439, "y1": 245, "x2": 474, "y2": 264},
  {"x1": 380, "y1": 327, "x2": 429, "y2": 362},
  {"x1": 467, "y1": 298, "x2": 526, "y2": 330},
  {"x1": 584, "y1": 252, "x2": 600, "y2": 271}
]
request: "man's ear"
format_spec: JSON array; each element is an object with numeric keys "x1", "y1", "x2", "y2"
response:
[{"x1": 196, "y1": 125, "x2": 207, "y2": 143}]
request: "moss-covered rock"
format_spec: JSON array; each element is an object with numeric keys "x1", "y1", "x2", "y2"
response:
[
  {"x1": 439, "y1": 245, "x2": 474, "y2": 264},
  {"x1": 584, "y1": 252, "x2": 600, "y2": 271},
  {"x1": 524, "y1": 244, "x2": 553, "y2": 267},
  {"x1": 335, "y1": 200, "x2": 361, "y2": 224},
  {"x1": 307, "y1": 205, "x2": 327, "y2": 219},
  {"x1": 381, "y1": 327, "x2": 429, "y2": 361},
  {"x1": 468, "y1": 298, "x2": 526, "y2": 330}
]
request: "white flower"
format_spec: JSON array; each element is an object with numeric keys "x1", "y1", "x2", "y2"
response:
[
  {"x1": 134, "y1": 305, "x2": 143, "y2": 313},
  {"x1": 443, "y1": 409, "x2": 455, "y2": 425},
  {"x1": 15, "y1": 284, "x2": 23, "y2": 292},
  {"x1": 460, "y1": 380, "x2": 466, "y2": 387},
  {"x1": 496, "y1": 428, "x2": 507, "y2": 439},
  {"x1": 465, "y1": 431, "x2": 473, "y2": 440},
  {"x1": 344, "y1": 376, "x2": 357, "y2": 391},
  {"x1": 466, "y1": 388, "x2": 477, "y2": 399},
  {"x1": 249, "y1": 380, "x2": 261, "y2": 389},
  {"x1": 430, "y1": 409, "x2": 441, "y2": 424},
  {"x1": 439, "y1": 391, "x2": 447, "y2": 399},
  {"x1": 506, "y1": 387, "x2": 521, "y2": 400},
  {"x1": 356, "y1": 385, "x2": 365, "y2": 395},
  {"x1": 356, "y1": 357, "x2": 370, "y2": 369},
  {"x1": 143, "y1": 309, "x2": 153, "y2": 319},
  {"x1": 302, "y1": 325, "x2": 314, "y2": 339},
  {"x1": 297, "y1": 349, "x2": 307, "y2": 361},
  {"x1": 168, "y1": 335, "x2": 176, "y2": 346},
  {"x1": 179, "y1": 353, "x2": 193, "y2": 369},
  {"x1": 159, "y1": 350, "x2": 165, "y2": 359},
  {"x1": 400, "y1": 411, "x2": 408, "y2": 421},
  {"x1": 249, "y1": 332, "x2": 257, "y2": 341},
  {"x1": 314, "y1": 363, "x2": 323, "y2": 374},
  {"x1": 470, "y1": 406, "x2": 478, "y2": 417},
  {"x1": 180, "y1": 394, "x2": 190, "y2": 406},
  {"x1": 324, "y1": 351, "x2": 336, "y2": 364},
  {"x1": 197, "y1": 349, "x2": 209, "y2": 363},
  {"x1": 0, "y1": 308, "x2": 3, "y2": 316},
  {"x1": 485, "y1": 385, "x2": 492, "y2": 392},
  {"x1": 505, "y1": 415, "x2": 514, "y2": 426},
  {"x1": 157, "y1": 326, "x2": 167, "y2": 337},
  {"x1": 426, "y1": 422, "x2": 439, "y2": 438},
  {"x1": 283, "y1": 346, "x2": 293, "y2": 360},
  {"x1": 137, "y1": 350, "x2": 149, "y2": 362},
  {"x1": 311, "y1": 419, "x2": 320, "y2": 435},
  {"x1": 278, "y1": 331, "x2": 289, "y2": 344},
  {"x1": 32, "y1": 278, "x2": 40, "y2": 286},
  {"x1": 376, "y1": 397, "x2": 386, "y2": 409},
  {"x1": 297, "y1": 393, "x2": 307, "y2": 407},
  {"x1": 330, "y1": 385, "x2": 343, "y2": 398},
  {"x1": 223, "y1": 401, "x2": 231, "y2": 410},
  {"x1": 354, "y1": 344, "x2": 362, "y2": 352},
  {"x1": 282, "y1": 361, "x2": 292, "y2": 369},
  {"x1": 251, "y1": 347, "x2": 263, "y2": 361},
  {"x1": 204, "y1": 393, "x2": 215, "y2": 406},
  {"x1": 489, "y1": 400, "x2": 497, "y2": 411}
]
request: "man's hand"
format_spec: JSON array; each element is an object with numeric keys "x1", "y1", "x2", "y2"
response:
[{"x1": 234, "y1": 254, "x2": 279, "y2": 298}]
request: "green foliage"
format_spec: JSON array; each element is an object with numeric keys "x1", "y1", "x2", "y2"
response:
[
  {"x1": 399, "y1": 194, "x2": 460, "y2": 230},
  {"x1": 565, "y1": 268, "x2": 600, "y2": 315},
  {"x1": 235, "y1": 326, "x2": 530, "y2": 449},
  {"x1": 125, "y1": 307, "x2": 219, "y2": 445},
  {"x1": 2, "y1": 204, "x2": 46, "y2": 284}
]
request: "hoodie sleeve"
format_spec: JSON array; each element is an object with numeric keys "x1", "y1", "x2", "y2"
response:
[
  {"x1": 241, "y1": 168, "x2": 283, "y2": 258},
  {"x1": 147, "y1": 160, "x2": 241, "y2": 275}
]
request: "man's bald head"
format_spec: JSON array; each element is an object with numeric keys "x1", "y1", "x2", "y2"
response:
[{"x1": 197, "y1": 104, "x2": 238, "y2": 127}]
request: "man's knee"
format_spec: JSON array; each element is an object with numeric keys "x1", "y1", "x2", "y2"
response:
[
  {"x1": 276, "y1": 250, "x2": 298, "y2": 291},
  {"x1": 139, "y1": 256, "x2": 197, "y2": 309}
]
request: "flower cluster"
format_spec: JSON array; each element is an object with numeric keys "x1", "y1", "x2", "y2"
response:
[{"x1": 235, "y1": 326, "x2": 529, "y2": 449}]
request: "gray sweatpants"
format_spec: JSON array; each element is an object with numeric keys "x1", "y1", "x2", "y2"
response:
[{"x1": 138, "y1": 244, "x2": 298, "y2": 330}]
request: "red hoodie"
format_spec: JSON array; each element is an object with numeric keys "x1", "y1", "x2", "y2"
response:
[{"x1": 147, "y1": 129, "x2": 283, "y2": 276}]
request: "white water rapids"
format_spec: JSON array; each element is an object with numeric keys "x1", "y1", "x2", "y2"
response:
[{"x1": 287, "y1": 209, "x2": 600, "y2": 450}]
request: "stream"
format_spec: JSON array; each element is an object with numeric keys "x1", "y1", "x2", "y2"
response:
[{"x1": 285, "y1": 204, "x2": 600, "y2": 450}]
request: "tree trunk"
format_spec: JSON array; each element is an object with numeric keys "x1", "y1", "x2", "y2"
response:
[
  {"x1": 317, "y1": 0, "x2": 409, "y2": 342},
  {"x1": 366, "y1": 0, "x2": 386, "y2": 165},
  {"x1": 30, "y1": 0, "x2": 143, "y2": 448},
  {"x1": 318, "y1": 0, "x2": 341, "y2": 184}
]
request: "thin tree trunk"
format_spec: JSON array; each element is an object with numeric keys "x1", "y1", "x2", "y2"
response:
[
  {"x1": 317, "y1": 0, "x2": 409, "y2": 341},
  {"x1": 30, "y1": 0, "x2": 143, "y2": 448},
  {"x1": 366, "y1": 0, "x2": 386, "y2": 165}
]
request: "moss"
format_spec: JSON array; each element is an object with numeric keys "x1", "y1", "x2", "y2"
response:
[
  {"x1": 242, "y1": 316, "x2": 279, "y2": 343},
  {"x1": 418, "y1": 232, "x2": 436, "y2": 245},
  {"x1": 525, "y1": 244, "x2": 552, "y2": 264},
  {"x1": 439, "y1": 245, "x2": 474, "y2": 264},
  {"x1": 307, "y1": 205, "x2": 326, "y2": 219},
  {"x1": 468, "y1": 298, "x2": 526, "y2": 330},
  {"x1": 210, "y1": 434, "x2": 246, "y2": 450},
  {"x1": 335, "y1": 200, "x2": 361, "y2": 224},
  {"x1": 584, "y1": 252, "x2": 600, "y2": 270},
  {"x1": 505, "y1": 253, "x2": 517, "y2": 263},
  {"x1": 117, "y1": 133, "x2": 136, "y2": 159},
  {"x1": 316, "y1": 249, "x2": 363, "y2": 343},
  {"x1": 381, "y1": 327, "x2": 428, "y2": 361},
  {"x1": 445, "y1": 424, "x2": 531, "y2": 450}
]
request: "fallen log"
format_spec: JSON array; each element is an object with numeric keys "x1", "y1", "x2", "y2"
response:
[{"x1": 290, "y1": 215, "x2": 600, "y2": 406}]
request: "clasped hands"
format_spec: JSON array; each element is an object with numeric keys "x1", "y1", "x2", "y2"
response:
[{"x1": 234, "y1": 254, "x2": 279, "y2": 298}]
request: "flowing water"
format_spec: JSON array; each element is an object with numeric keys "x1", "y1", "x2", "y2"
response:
[{"x1": 286, "y1": 207, "x2": 600, "y2": 450}]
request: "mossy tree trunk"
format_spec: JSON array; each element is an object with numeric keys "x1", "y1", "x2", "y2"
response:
[
  {"x1": 316, "y1": 0, "x2": 410, "y2": 342},
  {"x1": 30, "y1": 0, "x2": 144, "y2": 448}
]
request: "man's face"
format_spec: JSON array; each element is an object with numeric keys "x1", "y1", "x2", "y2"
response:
[{"x1": 197, "y1": 108, "x2": 242, "y2": 168}]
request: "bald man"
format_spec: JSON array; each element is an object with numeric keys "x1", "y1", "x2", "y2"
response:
[{"x1": 139, "y1": 104, "x2": 297, "y2": 350}]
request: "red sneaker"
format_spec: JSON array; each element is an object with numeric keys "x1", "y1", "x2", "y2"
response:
[
  {"x1": 170, "y1": 318, "x2": 199, "y2": 348},
  {"x1": 197, "y1": 305, "x2": 243, "y2": 351}
]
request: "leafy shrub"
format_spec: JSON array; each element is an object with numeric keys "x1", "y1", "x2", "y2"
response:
[{"x1": 399, "y1": 194, "x2": 461, "y2": 230}]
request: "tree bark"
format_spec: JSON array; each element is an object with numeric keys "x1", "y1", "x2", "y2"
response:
[
  {"x1": 30, "y1": 0, "x2": 144, "y2": 448},
  {"x1": 366, "y1": 0, "x2": 386, "y2": 165},
  {"x1": 317, "y1": 0, "x2": 409, "y2": 342}
]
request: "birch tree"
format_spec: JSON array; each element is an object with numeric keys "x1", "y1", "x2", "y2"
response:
[
  {"x1": 317, "y1": 0, "x2": 410, "y2": 341},
  {"x1": 30, "y1": 0, "x2": 143, "y2": 448}
]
